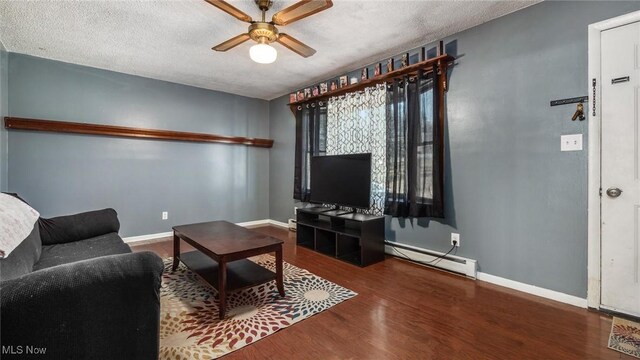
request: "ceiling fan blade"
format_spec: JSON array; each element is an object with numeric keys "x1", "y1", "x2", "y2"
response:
[
  {"x1": 204, "y1": 0, "x2": 253, "y2": 23},
  {"x1": 212, "y1": 33, "x2": 251, "y2": 51},
  {"x1": 272, "y1": 0, "x2": 333, "y2": 26},
  {"x1": 276, "y1": 33, "x2": 316, "y2": 57}
]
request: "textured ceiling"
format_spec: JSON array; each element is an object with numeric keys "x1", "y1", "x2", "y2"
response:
[{"x1": 0, "y1": 0, "x2": 538, "y2": 100}]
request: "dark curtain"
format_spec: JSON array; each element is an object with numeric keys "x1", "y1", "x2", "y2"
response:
[
  {"x1": 385, "y1": 67, "x2": 443, "y2": 218},
  {"x1": 293, "y1": 102, "x2": 327, "y2": 201}
]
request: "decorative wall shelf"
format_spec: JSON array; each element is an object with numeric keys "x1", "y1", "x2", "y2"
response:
[
  {"x1": 4, "y1": 117, "x2": 274, "y2": 148},
  {"x1": 288, "y1": 53, "x2": 455, "y2": 113}
]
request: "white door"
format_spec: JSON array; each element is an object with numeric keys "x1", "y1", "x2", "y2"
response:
[{"x1": 601, "y1": 21, "x2": 640, "y2": 316}]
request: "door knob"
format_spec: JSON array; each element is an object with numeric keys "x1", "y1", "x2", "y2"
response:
[{"x1": 606, "y1": 187, "x2": 623, "y2": 198}]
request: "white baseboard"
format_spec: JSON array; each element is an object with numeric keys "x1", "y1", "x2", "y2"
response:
[
  {"x1": 235, "y1": 219, "x2": 271, "y2": 228},
  {"x1": 385, "y1": 242, "x2": 477, "y2": 278},
  {"x1": 385, "y1": 241, "x2": 587, "y2": 309},
  {"x1": 123, "y1": 219, "x2": 290, "y2": 244},
  {"x1": 236, "y1": 219, "x2": 288, "y2": 229},
  {"x1": 268, "y1": 219, "x2": 289, "y2": 229},
  {"x1": 123, "y1": 231, "x2": 173, "y2": 244},
  {"x1": 476, "y1": 272, "x2": 588, "y2": 308}
]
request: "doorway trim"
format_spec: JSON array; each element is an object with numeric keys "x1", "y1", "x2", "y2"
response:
[{"x1": 587, "y1": 10, "x2": 640, "y2": 309}]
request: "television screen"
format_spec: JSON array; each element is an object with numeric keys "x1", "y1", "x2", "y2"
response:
[{"x1": 310, "y1": 153, "x2": 372, "y2": 209}]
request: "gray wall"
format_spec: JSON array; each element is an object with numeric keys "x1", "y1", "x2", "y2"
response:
[
  {"x1": 7, "y1": 54, "x2": 270, "y2": 237},
  {"x1": 268, "y1": 95, "x2": 298, "y2": 222},
  {"x1": 0, "y1": 41, "x2": 7, "y2": 192},
  {"x1": 268, "y1": 1, "x2": 640, "y2": 298}
]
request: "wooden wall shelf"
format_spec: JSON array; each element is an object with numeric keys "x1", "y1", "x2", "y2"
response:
[
  {"x1": 288, "y1": 53, "x2": 455, "y2": 110},
  {"x1": 4, "y1": 117, "x2": 274, "y2": 148}
]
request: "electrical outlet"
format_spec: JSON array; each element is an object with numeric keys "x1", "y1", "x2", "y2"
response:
[
  {"x1": 451, "y1": 233, "x2": 460, "y2": 247},
  {"x1": 561, "y1": 134, "x2": 582, "y2": 151},
  {"x1": 162, "y1": 211, "x2": 168, "y2": 220}
]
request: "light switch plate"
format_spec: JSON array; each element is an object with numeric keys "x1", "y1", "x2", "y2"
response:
[{"x1": 561, "y1": 134, "x2": 583, "y2": 151}]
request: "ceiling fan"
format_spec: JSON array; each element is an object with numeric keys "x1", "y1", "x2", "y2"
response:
[{"x1": 205, "y1": 0, "x2": 333, "y2": 64}]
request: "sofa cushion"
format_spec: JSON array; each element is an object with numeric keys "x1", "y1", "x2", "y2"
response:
[
  {"x1": 39, "y1": 208, "x2": 121, "y2": 245},
  {"x1": 33, "y1": 232, "x2": 131, "y2": 271},
  {"x1": 0, "y1": 224, "x2": 42, "y2": 281}
]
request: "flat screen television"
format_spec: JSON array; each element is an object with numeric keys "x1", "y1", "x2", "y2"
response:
[{"x1": 310, "y1": 153, "x2": 372, "y2": 209}]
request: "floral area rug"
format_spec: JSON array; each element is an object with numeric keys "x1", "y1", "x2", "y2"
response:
[
  {"x1": 609, "y1": 317, "x2": 640, "y2": 358},
  {"x1": 159, "y1": 255, "x2": 357, "y2": 359}
]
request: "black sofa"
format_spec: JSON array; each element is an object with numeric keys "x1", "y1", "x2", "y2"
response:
[{"x1": 0, "y1": 202, "x2": 164, "y2": 359}]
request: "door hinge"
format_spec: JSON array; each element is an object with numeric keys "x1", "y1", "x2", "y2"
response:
[{"x1": 599, "y1": 187, "x2": 602, "y2": 197}]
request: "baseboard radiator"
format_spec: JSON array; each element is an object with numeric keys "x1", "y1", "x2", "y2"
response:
[{"x1": 385, "y1": 241, "x2": 477, "y2": 279}]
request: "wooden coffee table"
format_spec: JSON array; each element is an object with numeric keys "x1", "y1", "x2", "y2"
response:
[{"x1": 172, "y1": 220, "x2": 285, "y2": 319}]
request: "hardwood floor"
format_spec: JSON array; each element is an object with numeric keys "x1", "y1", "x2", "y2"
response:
[{"x1": 132, "y1": 225, "x2": 629, "y2": 359}]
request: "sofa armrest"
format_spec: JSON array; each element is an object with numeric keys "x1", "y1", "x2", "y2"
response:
[
  {"x1": 39, "y1": 208, "x2": 120, "y2": 245},
  {"x1": 0, "y1": 251, "x2": 164, "y2": 359}
]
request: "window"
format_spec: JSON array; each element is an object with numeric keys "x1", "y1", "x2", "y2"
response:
[
  {"x1": 385, "y1": 67, "x2": 443, "y2": 218},
  {"x1": 293, "y1": 102, "x2": 326, "y2": 202},
  {"x1": 326, "y1": 85, "x2": 386, "y2": 214},
  {"x1": 294, "y1": 66, "x2": 443, "y2": 218}
]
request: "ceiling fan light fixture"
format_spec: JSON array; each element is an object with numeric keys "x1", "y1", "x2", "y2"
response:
[
  {"x1": 250, "y1": 38, "x2": 277, "y2": 64},
  {"x1": 208, "y1": 0, "x2": 331, "y2": 60}
]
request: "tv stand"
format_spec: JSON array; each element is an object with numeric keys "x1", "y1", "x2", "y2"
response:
[{"x1": 296, "y1": 207, "x2": 385, "y2": 267}]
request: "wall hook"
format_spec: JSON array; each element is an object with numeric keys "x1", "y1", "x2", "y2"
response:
[
  {"x1": 571, "y1": 103, "x2": 585, "y2": 121},
  {"x1": 549, "y1": 96, "x2": 588, "y2": 121}
]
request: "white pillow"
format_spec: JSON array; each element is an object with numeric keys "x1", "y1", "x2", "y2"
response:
[{"x1": 0, "y1": 194, "x2": 40, "y2": 258}]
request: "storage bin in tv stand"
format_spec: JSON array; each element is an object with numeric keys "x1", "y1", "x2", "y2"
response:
[{"x1": 296, "y1": 207, "x2": 385, "y2": 267}]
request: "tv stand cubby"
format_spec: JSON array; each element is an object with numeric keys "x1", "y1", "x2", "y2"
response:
[{"x1": 296, "y1": 207, "x2": 385, "y2": 267}]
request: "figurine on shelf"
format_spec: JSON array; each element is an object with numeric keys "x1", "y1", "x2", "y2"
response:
[
  {"x1": 289, "y1": 93, "x2": 297, "y2": 103},
  {"x1": 339, "y1": 75, "x2": 348, "y2": 88},
  {"x1": 386, "y1": 58, "x2": 394, "y2": 72},
  {"x1": 304, "y1": 88, "x2": 311, "y2": 99},
  {"x1": 361, "y1": 67, "x2": 369, "y2": 80},
  {"x1": 296, "y1": 90, "x2": 304, "y2": 101},
  {"x1": 374, "y1": 63, "x2": 381, "y2": 77},
  {"x1": 401, "y1": 53, "x2": 409, "y2": 68},
  {"x1": 330, "y1": 80, "x2": 338, "y2": 91},
  {"x1": 312, "y1": 86, "x2": 319, "y2": 97},
  {"x1": 320, "y1": 82, "x2": 328, "y2": 94}
]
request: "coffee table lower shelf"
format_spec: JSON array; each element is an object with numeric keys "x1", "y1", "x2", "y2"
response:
[{"x1": 180, "y1": 251, "x2": 277, "y2": 293}]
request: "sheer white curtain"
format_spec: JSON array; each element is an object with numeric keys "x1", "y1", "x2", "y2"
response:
[{"x1": 326, "y1": 84, "x2": 386, "y2": 214}]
